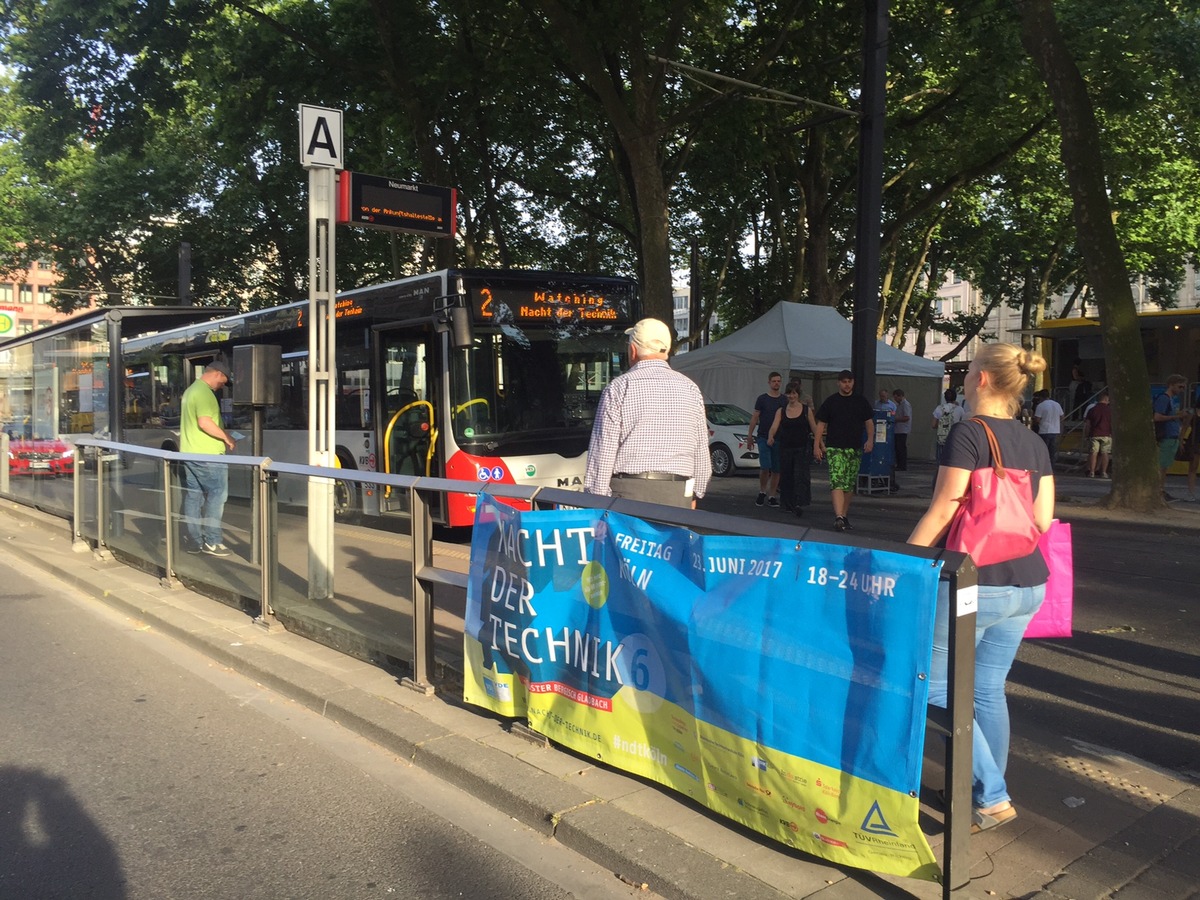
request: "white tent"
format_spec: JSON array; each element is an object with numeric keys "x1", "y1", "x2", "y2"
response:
[{"x1": 672, "y1": 302, "x2": 946, "y2": 459}]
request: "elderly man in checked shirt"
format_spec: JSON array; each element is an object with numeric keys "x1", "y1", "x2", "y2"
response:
[{"x1": 584, "y1": 318, "x2": 712, "y2": 508}]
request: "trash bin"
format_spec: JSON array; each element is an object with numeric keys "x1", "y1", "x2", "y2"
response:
[{"x1": 858, "y1": 412, "x2": 894, "y2": 494}]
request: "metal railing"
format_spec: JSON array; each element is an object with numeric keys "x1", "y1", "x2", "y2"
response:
[{"x1": 42, "y1": 437, "x2": 979, "y2": 896}]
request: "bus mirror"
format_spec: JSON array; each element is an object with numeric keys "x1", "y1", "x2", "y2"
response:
[{"x1": 450, "y1": 306, "x2": 474, "y2": 350}]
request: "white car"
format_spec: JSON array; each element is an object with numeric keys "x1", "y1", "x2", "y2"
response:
[{"x1": 706, "y1": 403, "x2": 758, "y2": 476}]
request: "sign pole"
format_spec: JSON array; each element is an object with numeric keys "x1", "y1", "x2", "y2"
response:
[{"x1": 300, "y1": 104, "x2": 343, "y2": 601}]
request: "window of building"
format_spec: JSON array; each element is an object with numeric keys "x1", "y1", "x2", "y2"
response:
[
  {"x1": 952, "y1": 296, "x2": 962, "y2": 313},
  {"x1": 19, "y1": 285, "x2": 33, "y2": 305},
  {"x1": 19, "y1": 319, "x2": 34, "y2": 335},
  {"x1": 0, "y1": 284, "x2": 12, "y2": 303}
]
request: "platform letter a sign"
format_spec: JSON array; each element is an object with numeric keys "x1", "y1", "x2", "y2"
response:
[
  {"x1": 299, "y1": 104, "x2": 343, "y2": 168},
  {"x1": 307, "y1": 118, "x2": 337, "y2": 161}
]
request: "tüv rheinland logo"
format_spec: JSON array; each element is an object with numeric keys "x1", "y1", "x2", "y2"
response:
[{"x1": 860, "y1": 800, "x2": 897, "y2": 836}]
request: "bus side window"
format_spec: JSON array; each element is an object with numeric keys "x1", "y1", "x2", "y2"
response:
[{"x1": 276, "y1": 357, "x2": 307, "y2": 430}]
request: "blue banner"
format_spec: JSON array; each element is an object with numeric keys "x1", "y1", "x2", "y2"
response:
[{"x1": 464, "y1": 493, "x2": 943, "y2": 880}]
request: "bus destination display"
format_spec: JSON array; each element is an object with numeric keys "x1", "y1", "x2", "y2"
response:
[
  {"x1": 336, "y1": 172, "x2": 457, "y2": 238},
  {"x1": 471, "y1": 282, "x2": 634, "y2": 326}
]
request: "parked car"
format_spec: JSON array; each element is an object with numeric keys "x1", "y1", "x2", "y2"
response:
[
  {"x1": 7, "y1": 437, "x2": 75, "y2": 476},
  {"x1": 705, "y1": 403, "x2": 757, "y2": 476}
]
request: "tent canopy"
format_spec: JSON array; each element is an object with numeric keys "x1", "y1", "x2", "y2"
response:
[
  {"x1": 672, "y1": 303, "x2": 945, "y2": 459},
  {"x1": 672, "y1": 302, "x2": 944, "y2": 382}
]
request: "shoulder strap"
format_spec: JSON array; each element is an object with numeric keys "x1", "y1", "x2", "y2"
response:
[{"x1": 969, "y1": 417, "x2": 1007, "y2": 479}]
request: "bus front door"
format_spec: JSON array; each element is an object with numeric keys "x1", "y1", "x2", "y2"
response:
[{"x1": 375, "y1": 331, "x2": 440, "y2": 519}]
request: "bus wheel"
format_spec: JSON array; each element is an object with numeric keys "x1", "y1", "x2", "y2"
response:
[{"x1": 334, "y1": 473, "x2": 360, "y2": 524}]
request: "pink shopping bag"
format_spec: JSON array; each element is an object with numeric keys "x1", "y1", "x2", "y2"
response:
[{"x1": 1025, "y1": 519, "x2": 1073, "y2": 638}]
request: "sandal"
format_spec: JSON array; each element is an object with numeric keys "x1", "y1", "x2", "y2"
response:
[{"x1": 971, "y1": 803, "x2": 1018, "y2": 834}]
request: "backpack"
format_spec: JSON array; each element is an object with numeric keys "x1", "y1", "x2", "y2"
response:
[{"x1": 937, "y1": 405, "x2": 955, "y2": 443}]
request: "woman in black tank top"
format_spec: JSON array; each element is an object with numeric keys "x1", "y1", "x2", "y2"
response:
[{"x1": 767, "y1": 381, "x2": 818, "y2": 516}]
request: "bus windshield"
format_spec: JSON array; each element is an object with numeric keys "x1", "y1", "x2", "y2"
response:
[{"x1": 449, "y1": 327, "x2": 624, "y2": 455}]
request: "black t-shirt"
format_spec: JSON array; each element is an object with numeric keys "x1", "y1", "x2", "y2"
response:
[
  {"x1": 754, "y1": 393, "x2": 787, "y2": 438},
  {"x1": 816, "y1": 392, "x2": 875, "y2": 449},
  {"x1": 942, "y1": 416, "x2": 1052, "y2": 587}
]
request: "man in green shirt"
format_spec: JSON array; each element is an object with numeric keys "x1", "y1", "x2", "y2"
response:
[{"x1": 180, "y1": 360, "x2": 236, "y2": 556}]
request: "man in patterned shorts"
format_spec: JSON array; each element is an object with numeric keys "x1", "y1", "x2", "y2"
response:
[{"x1": 814, "y1": 369, "x2": 875, "y2": 532}]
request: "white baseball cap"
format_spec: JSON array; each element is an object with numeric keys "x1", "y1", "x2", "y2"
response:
[{"x1": 625, "y1": 318, "x2": 673, "y2": 353}]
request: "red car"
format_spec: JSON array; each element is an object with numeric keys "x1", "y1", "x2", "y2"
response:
[{"x1": 7, "y1": 438, "x2": 75, "y2": 476}]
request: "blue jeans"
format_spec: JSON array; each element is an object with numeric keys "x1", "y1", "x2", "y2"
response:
[
  {"x1": 181, "y1": 460, "x2": 229, "y2": 548},
  {"x1": 927, "y1": 581, "x2": 1046, "y2": 809}
]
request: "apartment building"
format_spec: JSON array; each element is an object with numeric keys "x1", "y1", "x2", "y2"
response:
[{"x1": 0, "y1": 259, "x2": 85, "y2": 340}]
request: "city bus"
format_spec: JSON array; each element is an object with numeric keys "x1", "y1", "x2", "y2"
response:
[{"x1": 114, "y1": 268, "x2": 638, "y2": 526}]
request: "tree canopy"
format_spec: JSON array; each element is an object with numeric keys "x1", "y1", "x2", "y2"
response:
[{"x1": 0, "y1": 0, "x2": 1197, "y2": 347}]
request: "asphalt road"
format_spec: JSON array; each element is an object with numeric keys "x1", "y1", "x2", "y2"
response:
[
  {"x1": 0, "y1": 556, "x2": 661, "y2": 900},
  {"x1": 701, "y1": 465, "x2": 1200, "y2": 782}
]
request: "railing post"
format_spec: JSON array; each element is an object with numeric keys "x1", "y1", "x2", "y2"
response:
[
  {"x1": 255, "y1": 460, "x2": 277, "y2": 627},
  {"x1": 941, "y1": 561, "x2": 978, "y2": 897},
  {"x1": 404, "y1": 480, "x2": 435, "y2": 695},
  {"x1": 162, "y1": 457, "x2": 180, "y2": 586},
  {"x1": 95, "y1": 449, "x2": 110, "y2": 557},
  {"x1": 0, "y1": 432, "x2": 8, "y2": 495},
  {"x1": 71, "y1": 445, "x2": 91, "y2": 552}
]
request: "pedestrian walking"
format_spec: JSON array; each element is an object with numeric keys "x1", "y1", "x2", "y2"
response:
[
  {"x1": 1153, "y1": 374, "x2": 1190, "y2": 501},
  {"x1": 892, "y1": 389, "x2": 912, "y2": 471},
  {"x1": 1032, "y1": 390, "x2": 1064, "y2": 465},
  {"x1": 908, "y1": 342, "x2": 1055, "y2": 835},
  {"x1": 813, "y1": 370, "x2": 874, "y2": 532},
  {"x1": 932, "y1": 388, "x2": 965, "y2": 463},
  {"x1": 766, "y1": 380, "x2": 817, "y2": 516},
  {"x1": 583, "y1": 318, "x2": 711, "y2": 508},
  {"x1": 1082, "y1": 388, "x2": 1113, "y2": 478},
  {"x1": 180, "y1": 359, "x2": 237, "y2": 556},
  {"x1": 747, "y1": 372, "x2": 787, "y2": 507}
]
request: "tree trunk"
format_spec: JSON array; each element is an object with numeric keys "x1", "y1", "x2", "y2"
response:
[
  {"x1": 626, "y1": 137, "x2": 674, "y2": 323},
  {"x1": 1014, "y1": 0, "x2": 1161, "y2": 511}
]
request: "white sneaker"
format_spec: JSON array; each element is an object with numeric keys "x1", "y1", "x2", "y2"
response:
[
  {"x1": 203, "y1": 542, "x2": 232, "y2": 557},
  {"x1": 1184, "y1": 493, "x2": 1198, "y2": 503}
]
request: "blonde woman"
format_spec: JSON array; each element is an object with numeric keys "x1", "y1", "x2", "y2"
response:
[{"x1": 908, "y1": 343, "x2": 1055, "y2": 834}]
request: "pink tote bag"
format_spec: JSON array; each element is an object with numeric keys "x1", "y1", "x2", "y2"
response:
[{"x1": 1025, "y1": 519, "x2": 1073, "y2": 639}]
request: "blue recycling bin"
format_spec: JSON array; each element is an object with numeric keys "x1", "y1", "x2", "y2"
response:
[{"x1": 858, "y1": 411, "x2": 894, "y2": 492}]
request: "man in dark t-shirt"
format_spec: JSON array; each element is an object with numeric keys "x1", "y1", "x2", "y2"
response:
[
  {"x1": 814, "y1": 370, "x2": 875, "y2": 532},
  {"x1": 1082, "y1": 389, "x2": 1113, "y2": 478},
  {"x1": 747, "y1": 371, "x2": 788, "y2": 507}
]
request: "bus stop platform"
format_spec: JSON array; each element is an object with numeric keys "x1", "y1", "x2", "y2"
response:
[{"x1": 2, "y1": 501, "x2": 1198, "y2": 900}]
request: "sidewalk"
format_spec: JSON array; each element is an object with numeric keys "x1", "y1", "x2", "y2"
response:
[{"x1": 3, "y1": 500, "x2": 1197, "y2": 900}]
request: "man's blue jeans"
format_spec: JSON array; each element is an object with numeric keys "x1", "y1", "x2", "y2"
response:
[
  {"x1": 927, "y1": 581, "x2": 1046, "y2": 809},
  {"x1": 181, "y1": 460, "x2": 229, "y2": 548}
]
